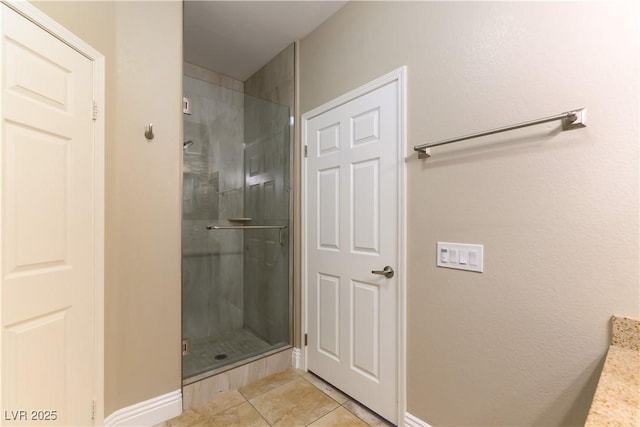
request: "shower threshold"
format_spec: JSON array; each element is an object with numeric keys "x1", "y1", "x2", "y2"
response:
[{"x1": 182, "y1": 328, "x2": 289, "y2": 385}]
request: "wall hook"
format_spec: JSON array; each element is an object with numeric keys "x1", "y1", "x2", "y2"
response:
[{"x1": 145, "y1": 123, "x2": 154, "y2": 140}]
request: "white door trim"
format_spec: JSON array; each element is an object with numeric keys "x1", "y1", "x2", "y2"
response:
[
  {"x1": 301, "y1": 66, "x2": 407, "y2": 424},
  {"x1": 0, "y1": 1, "x2": 105, "y2": 423}
]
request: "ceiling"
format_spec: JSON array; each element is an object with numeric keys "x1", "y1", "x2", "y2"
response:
[{"x1": 183, "y1": 1, "x2": 347, "y2": 81}]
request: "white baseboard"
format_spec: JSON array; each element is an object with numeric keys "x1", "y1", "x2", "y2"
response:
[
  {"x1": 104, "y1": 389, "x2": 182, "y2": 426},
  {"x1": 404, "y1": 412, "x2": 432, "y2": 427},
  {"x1": 291, "y1": 347, "x2": 302, "y2": 369}
]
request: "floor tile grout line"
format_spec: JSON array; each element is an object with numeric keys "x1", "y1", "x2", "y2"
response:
[
  {"x1": 300, "y1": 405, "x2": 378, "y2": 427},
  {"x1": 243, "y1": 370, "x2": 309, "y2": 426},
  {"x1": 192, "y1": 391, "x2": 248, "y2": 422},
  {"x1": 339, "y1": 402, "x2": 375, "y2": 427},
  {"x1": 303, "y1": 405, "x2": 342, "y2": 427},
  {"x1": 248, "y1": 369, "x2": 342, "y2": 427},
  {"x1": 245, "y1": 397, "x2": 273, "y2": 427},
  {"x1": 294, "y1": 369, "x2": 347, "y2": 406},
  {"x1": 296, "y1": 370, "x2": 385, "y2": 426},
  {"x1": 293, "y1": 371, "x2": 373, "y2": 427},
  {"x1": 343, "y1": 400, "x2": 395, "y2": 427}
]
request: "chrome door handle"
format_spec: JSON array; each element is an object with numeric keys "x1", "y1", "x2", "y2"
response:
[{"x1": 371, "y1": 266, "x2": 394, "y2": 278}]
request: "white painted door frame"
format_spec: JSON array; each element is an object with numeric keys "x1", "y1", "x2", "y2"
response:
[
  {"x1": 301, "y1": 67, "x2": 407, "y2": 424},
  {"x1": 0, "y1": 1, "x2": 105, "y2": 423}
]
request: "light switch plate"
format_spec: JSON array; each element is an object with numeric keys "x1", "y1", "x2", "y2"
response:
[{"x1": 437, "y1": 242, "x2": 483, "y2": 273}]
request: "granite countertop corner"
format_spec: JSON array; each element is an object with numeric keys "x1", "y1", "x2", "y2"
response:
[{"x1": 585, "y1": 316, "x2": 640, "y2": 427}]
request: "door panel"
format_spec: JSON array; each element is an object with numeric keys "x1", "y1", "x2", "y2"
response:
[
  {"x1": 318, "y1": 167, "x2": 340, "y2": 250},
  {"x1": 1, "y1": 6, "x2": 97, "y2": 425},
  {"x1": 306, "y1": 80, "x2": 399, "y2": 422},
  {"x1": 351, "y1": 159, "x2": 379, "y2": 253},
  {"x1": 4, "y1": 310, "x2": 68, "y2": 416},
  {"x1": 318, "y1": 273, "x2": 340, "y2": 360},
  {"x1": 4, "y1": 123, "x2": 69, "y2": 271},
  {"x1": 351, "y1": 279, "x2": 379, "y2": 379}
]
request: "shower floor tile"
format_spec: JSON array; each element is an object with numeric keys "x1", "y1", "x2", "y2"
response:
[{"x1": 183, "y1": 329, "x2": 283, "y2": 379}]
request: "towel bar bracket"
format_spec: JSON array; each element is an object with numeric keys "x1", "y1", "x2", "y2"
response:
[{"x1": 562, "y1": 108, "x2": 587, "y2": 131}]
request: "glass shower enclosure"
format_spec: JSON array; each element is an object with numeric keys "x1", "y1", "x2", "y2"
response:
[{"x1": 181, "y1": 75, "x2": 291, "y2": 382}]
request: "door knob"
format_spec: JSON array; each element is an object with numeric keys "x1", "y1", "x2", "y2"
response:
[{"x1": 371, "y1": 266, "x2": 394, "y2": 278}]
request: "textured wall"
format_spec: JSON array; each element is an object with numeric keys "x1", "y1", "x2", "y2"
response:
[
  {"x1": 109, "y1": 3, "x2": 182, "y2": 412},
  {"x1": 299, "y1": 2, "x2": 639, "y2": 425},
  {"x1": 30, "y1": 0, "x2": 183, "y2": 417}
]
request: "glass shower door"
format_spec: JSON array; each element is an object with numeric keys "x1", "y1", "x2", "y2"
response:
[
  {"x1": 182, "y1": 75, "x2": 290, "y2": 381},
  {"x1": 243, "y1": 94, "x2": 291, "y2": 348}
]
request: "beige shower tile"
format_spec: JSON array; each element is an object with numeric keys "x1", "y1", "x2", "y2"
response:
[
  {"x1": 264, "y1": 349, "x2": 293, "y2": 375},
  {"x1": 184, "y1": 62, "x2": 222, "y2": 87},
  {"x1": 308, "y1": 407, "x2": 370, "y2": 427},
  {"x1": 297, "y1": 370, "x2": 350, "y2": 404},
  {"x1": 192, "y1": 402, "x2": 268, "y2": 427},
  {"x1": 228, "y1": 357, "x2": 267, "y2": 389},
  {"x1": 183, "y1": 373, "x2": 231, "y2": 410},
  {"x1": 192, "y1": 389, "x2": 246, "y2": 418},
  {"x1": 220, "y1": 74, "x2": 244, "y2": 93},
  {"x1": 239, "y1": 368, "x2": 299, "y2": 400},
  {"x1": 343, "y1": 400, "x2": 393, "y2": 427},
  {"x1": 250, "y1": 377, "x2": 339, "y2": 426}
]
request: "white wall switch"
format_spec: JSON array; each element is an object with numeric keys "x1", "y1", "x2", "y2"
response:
[
  {"x1": 440, "y1": 247, "x2": 449, "y2": 263},
  {"x1": 450, "y1": 249, "x2": 458, "y2": 263},
  {"x1": 437, "y1": 242, "x2": 484, "y2": 273},
  {"x1": 469, "y1": 251, "x2": 478, "y2": 266}
]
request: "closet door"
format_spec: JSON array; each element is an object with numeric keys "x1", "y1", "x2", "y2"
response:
[{"x1": 1, "y1": 5, "x2": 102, "y2": 425}]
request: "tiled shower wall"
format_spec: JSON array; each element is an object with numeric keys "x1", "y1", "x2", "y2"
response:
[
  {"x1": 244, "y1": 44, "x2": 295, "y2": 109},
  {"x1": 182, "y1": 65, "x2": 245, "y2": 340}
]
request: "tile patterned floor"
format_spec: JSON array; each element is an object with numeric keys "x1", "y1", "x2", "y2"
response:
[{"x1": 160, "y1": 369, "x2": 394, "y2": 427}]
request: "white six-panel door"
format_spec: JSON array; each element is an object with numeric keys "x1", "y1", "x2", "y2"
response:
[
  {"x1": 304, "y1": 79, "x2": 400, "y2": 422},
  {"x1": 1, "y1": 4, "x2": 102, "y2": 425}
]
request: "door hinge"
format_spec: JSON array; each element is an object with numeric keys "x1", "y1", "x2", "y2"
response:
[
  {"x1": 182, "y1": 338, "x2": 192, "y2": 356},
  {"x1": 304, "y1": 333, "x2": 308, "y2": 346},
  {"x1": 91, "y1": 399, "x2": 96, "y2": 420},
  {"x1": 304, "y1": 145, "x2": 308, "y2": 158},
  {"x1": 92, "y1": 101, "x2": 98, "y2": 121},
  {"x1": 183, "y1": 97, "x2": 192, "y2": 115}
]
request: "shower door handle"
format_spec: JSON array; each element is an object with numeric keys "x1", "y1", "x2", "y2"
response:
[{"x1": 371, "y1": 266, "x2": 394, "y2": 278}]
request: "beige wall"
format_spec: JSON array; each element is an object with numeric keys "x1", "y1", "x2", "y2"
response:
[
  {"x1": 31, "y1": 1, "x2": 183, "y2": 417},
  {"x1": 299, "y1": 2, "x2": 639, "y2": 426}
]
